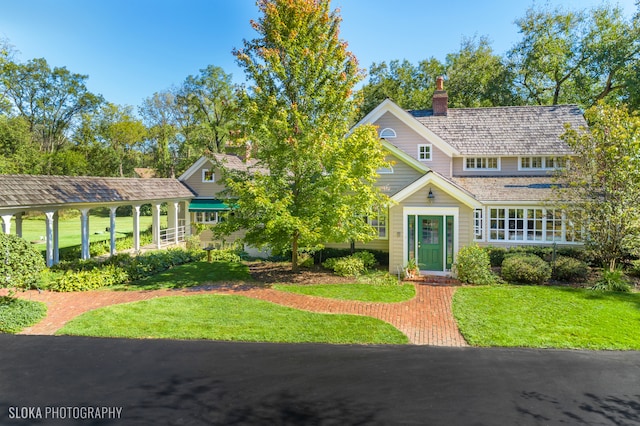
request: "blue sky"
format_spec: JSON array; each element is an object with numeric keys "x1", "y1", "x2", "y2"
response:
[{"x1": 1, "y1": 0, "x2": 637, "y2": 109}]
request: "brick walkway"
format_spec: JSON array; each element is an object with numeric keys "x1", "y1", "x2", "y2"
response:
[{"x1": 10, "y1": 283, "x2": 467, "y2": 346}]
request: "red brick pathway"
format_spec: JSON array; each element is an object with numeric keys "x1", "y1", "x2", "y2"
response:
[{"x1": 9, "y1": 284, "x2": 467, "y2": 346}]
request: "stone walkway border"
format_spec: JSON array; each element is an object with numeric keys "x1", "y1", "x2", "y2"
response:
[{"x1": 12, "y1": 283, "x2": 468, "y2": 347}]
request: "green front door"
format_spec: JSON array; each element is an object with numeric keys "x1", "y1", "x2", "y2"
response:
[{"x1": 418, "y1": 216, "x2": 444, "y2": 271}]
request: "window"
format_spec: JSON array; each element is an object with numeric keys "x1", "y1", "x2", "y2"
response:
[
  {"x1": 379, "y1": 128, "x2": 396, "y2": 138},
  {"x1": 376, "y1": 166, "x2": 394, "y2": 174},
  {"x1": 488, "y1": 207, "x2": 578, "y2": 243},
  {"x1": 474, "y1": 209, "x2": 483, "y2": 240},
  {"x1": 367, "y1": 208, "x2": 388, "y2": 239},
  {"x1": 202, "y1": 169, "x2": 215, "y2": 182},
  {"x1": 519, "y1": 156, "x2": 567, "y2": 170},
  {"x1": 465, "y1": 157, "x2": 500, "y2": 171},
  {"x1": 195, "y1": 211, "x2": 219, "y2": 224},
  {"x1": 418, "y1": 144, "x2": 432, "y2": 161}
]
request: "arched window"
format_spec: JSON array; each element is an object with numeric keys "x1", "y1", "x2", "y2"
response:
[{"x1": 379, "y1": 128, "x2": 396, "y2": 138}]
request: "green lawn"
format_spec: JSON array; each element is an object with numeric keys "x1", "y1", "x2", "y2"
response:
[
  {"x1": 56, "y1": 295, "x2": 409, "y2": 344},
  {"x1": 453, "y1": 285, "x2": 640, "y2": 350},
  {"x1": 113, "y1": 261, "x2": 253, "y2": 290},
  {"x1": 273, "y1": 283, "x2": 415, "y2": 302},
  {"x1": 10, "y1": 213, "x2": 161, "y2": 251}
]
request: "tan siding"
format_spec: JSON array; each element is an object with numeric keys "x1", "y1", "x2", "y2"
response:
[
  {"x1": 182, "y1": 159, "x2": 227, "y2": 197},
  {"x1": 388, "y1": 204, "x2": 404, "y2": 271},
  {"x1": 376, "y1": 154, "x2": 424, "y2": 196},
  {"x1": 374, "y1": 112, "x2": 452, "y2": 177}
]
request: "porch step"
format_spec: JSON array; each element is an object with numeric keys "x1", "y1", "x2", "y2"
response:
[{"x1": 406, "y1": 275, "x2": 463, "y2": 286}]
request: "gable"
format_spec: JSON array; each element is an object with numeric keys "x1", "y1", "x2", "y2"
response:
[
  {"x1": 178, "y1": 157, "x2": 226, "y2": 198},
  {"x1": 355, "y1": 99, "x2": 459, "y2": 157}
]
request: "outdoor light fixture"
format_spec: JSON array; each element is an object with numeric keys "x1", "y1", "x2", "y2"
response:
[{"x1": 428, "y1": 188, "x2": 435, "y2": 202}]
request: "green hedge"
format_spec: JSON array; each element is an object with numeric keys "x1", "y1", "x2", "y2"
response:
[
  {"x1": 0, "y1": 233, "x2": 46, "y2": 290},
  {"x1": 49, "y1": 248, "x2": 205, "y2": 292},
  {"x1": 551, "y1": 256, "x2": 589, "y2": 282},
  {"x1": 501, "y1": 254, "x2": 552, "y2": 285},
  {"x1": 314, "y1": 248, "x2": 389, "y2": 266}
]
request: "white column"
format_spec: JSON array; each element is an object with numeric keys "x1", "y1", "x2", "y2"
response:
[
  {"x1": 53, "y1": 211, "x2": 60, "y2": 265},
  {"x1": 1, "y1": 215, "x2": 12, "y2": 234},
  {"x1": 15, "y1": 213, "x2": 23, "y2": 238},
  {"x1": 171, "y1": 202, "x2": 179, "y2": 244},
  {"x1": 183, "y1": 201, "x2": 191, "y2": 236},
  {"x1": 80, "y1": 208, "x2": 90, "y2": 260},
  {"x1": 152, "y1": 203, "x2": 161, "y2": 249},
  {"x1": 109, "y1": 207, "x2": 117, "y2": 256},
  {"x1": 133, "y1": 205, "x2": 141, "y2": 252},
  {"x1": 44, "y1": 211, "x2": 55, "y2": 267}
]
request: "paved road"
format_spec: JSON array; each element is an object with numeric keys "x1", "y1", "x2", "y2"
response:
[{"x1": 1, "y1": 335, "x2": 639, "y2": 425}]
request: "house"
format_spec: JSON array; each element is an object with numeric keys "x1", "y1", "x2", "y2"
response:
[{"x1": 180, "y1": 77, "x2": 587, "y2": 275}]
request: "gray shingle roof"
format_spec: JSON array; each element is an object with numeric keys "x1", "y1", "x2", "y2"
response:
[
  {"x1": 0, "y1": 175, "x2": 194, "y2": 209},
  {"x1": 451, "y1": 176, "x2": 559, "y2": 202},
  {"x1": 212, "y1": 154, "x2": 269, "y2": 175},
  {"x1": 410, "y1": 105, "x2": 586, "y2": 156}
]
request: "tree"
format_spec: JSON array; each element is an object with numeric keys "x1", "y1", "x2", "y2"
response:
[
  {"x1": 139, "y1": 91, "x2": 180, "y2": 177},
  {"x1": 555, "y1": 102, "x2": 640, "y2": 271},
  {"x1": 445, "y1": 36, "x2": 520, "y2": 108},
  {"x1": 176, "y1": 65, "x2": 240, "y2": 155},
  {"x1": 228, "y1": 0, "x2": 389, "y2": 271},
  {"x1": 357, "y1": 58, "x2": 444, "y2": 117},
  {"x1": 509, "y1": 5, "x2": 640, "y2": 108},
  {"x1": 0, "y1": 115, "x2": 42, "y2": 174},
  {"x1": 0, "y1": 57, "x2": 103, "y2": 154},
  {"x1": 77, "y1": 103, "x2": 147, "y2": 176}
]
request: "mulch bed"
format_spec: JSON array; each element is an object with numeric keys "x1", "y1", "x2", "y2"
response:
[{"x1": 247, "y1": 262, "x2": 356, "y2": 285}]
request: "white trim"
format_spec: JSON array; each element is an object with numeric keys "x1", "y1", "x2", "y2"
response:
[
  {"x1": 352, "y1": 98, "x2": 460, "y2": 156},
  {"x1": 463, "y1": 157, "x2": 501, "y2": 171},
  {"x1": 379, "y1": 127, "x2": 397, "y2": 138},
  {"x1": 381, "y1": 140, "x2": 430, "y2": 173},
  {"x1": 473, "y1": 207, "x2": 485, "y2": 241},
  {"x1": 392, "y1": 173, "x2": 482, "y2": 209},
  {"x1": 179, "y1": 156, "x2": 210, "y2": 181},
  {"x1": 202, "y1": 169, "x2": 215, "y2": 183},
  {"x1": 403, "y1": 207, "x2": 459, "y2": 274}
]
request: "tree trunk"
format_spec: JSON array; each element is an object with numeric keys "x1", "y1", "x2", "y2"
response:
[{"x1": 291, "y1": 232, "x2": 299, "y2": 273}]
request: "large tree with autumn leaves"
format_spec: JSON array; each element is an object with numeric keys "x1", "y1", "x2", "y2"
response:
[{"x1": 221, "y1": 0, "x2": 389, "y2": 271}]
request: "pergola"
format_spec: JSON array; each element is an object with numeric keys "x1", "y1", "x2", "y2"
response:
[{"x1": 0, "y1": 175, "x2": 194, "y2": 266}]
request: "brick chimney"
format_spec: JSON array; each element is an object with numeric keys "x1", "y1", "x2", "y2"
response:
[{"x1": 432, "y1": 76, "x2": 448, "y2": 116}]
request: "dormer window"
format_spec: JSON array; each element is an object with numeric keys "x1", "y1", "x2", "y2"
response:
[
  {"x1": 379, "y1": 128, "x2": 396, "y2": 139},
  {"x1": 418, "y1": 144, "x2": 432, "y2": 161},
  {"x1": 464, "y1": 157, "x2": 500, "y2": 171},
  {"x1": 202, "y1": 169, "x2": 215, "y2": 182}
]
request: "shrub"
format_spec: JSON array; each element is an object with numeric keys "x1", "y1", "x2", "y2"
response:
[
  {"x1": 501, "y1": 254, "x2": 551, "y2": 285},
  {"x1": 0, "y1": 233, "x2": 46, "y2": 290},
  {"x1": 323, "y1": 255, "x2": 366, "y2": 277},
  {"x1": 298, "y1": 253, "x2": 314, "y2": 268},
  {"x1": 590, "y1": 269, "x2": 632, "y2": 292},
  {"x1": 629, "y1": 259, "x2": 640, "y2": 278},
  {"x1": 486, "y1": 246, "x2": 507, "y2": 267},
  {"x1": 0, "y1": 296, "x2": 47, "y2": 333},
  {"x1": 351, "y1": 251, "x2": 378, "y2": 269},
  {"x1": 207, "y1": 249, "x2": 242, "y2": 263},
  {"x1": 49, "y1": 265, "x2": 129, "y2": 292},
  {"x1": 453, "y1": 244, "x2": 496, "y2": 285},
  {"x1": 314, "y1": 248, "x2": 389, "y2": 266},
  {"x1": 551, "y1": 256, "x2": 589, "y2": 282}
]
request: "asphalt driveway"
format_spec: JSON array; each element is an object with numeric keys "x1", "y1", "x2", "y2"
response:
[{"x1": 1, "y1": 335, "x2": 639, "y2": 425}]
